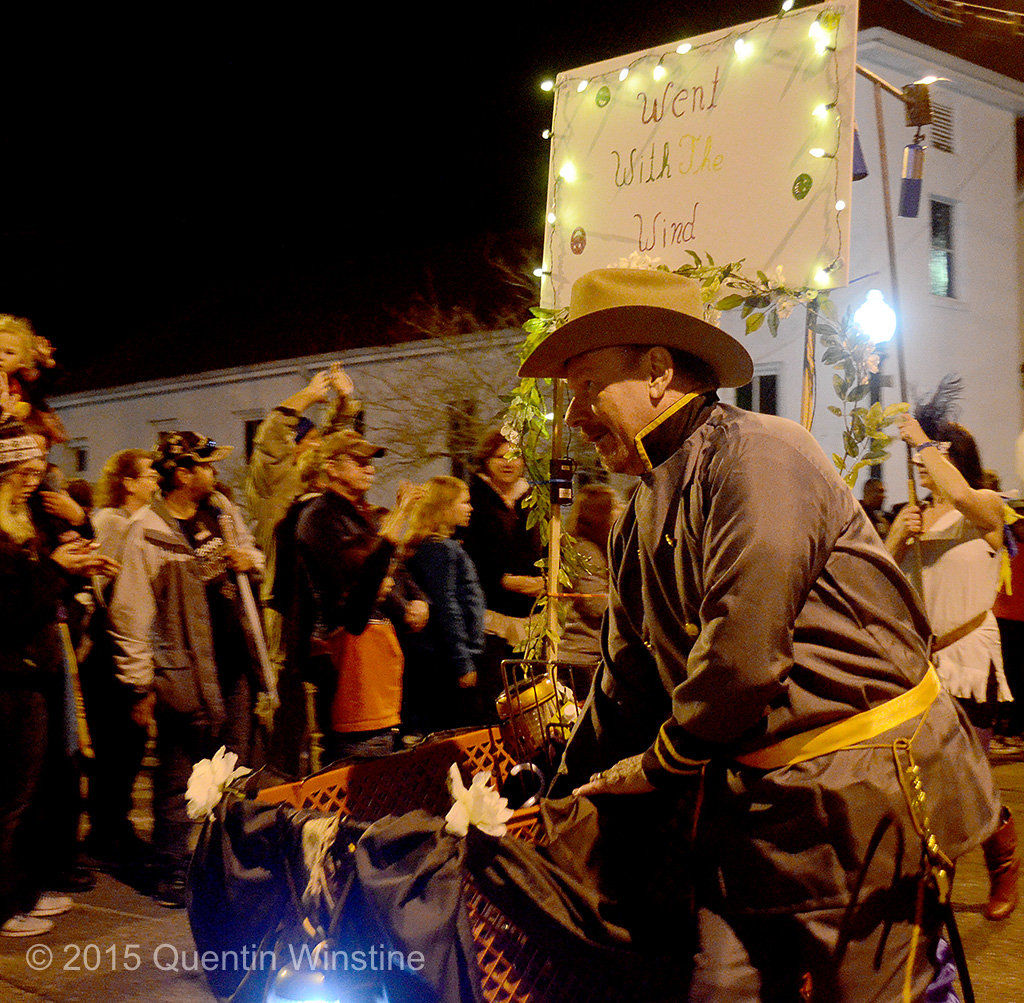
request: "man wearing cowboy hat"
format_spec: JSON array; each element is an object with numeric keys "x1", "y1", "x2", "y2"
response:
[
  {"x1": 109, "y1": 431, "x2": 268, "y2": 908},
  {"x1": 523, "y1": 268, "x2": 1000, "y2": 999}
]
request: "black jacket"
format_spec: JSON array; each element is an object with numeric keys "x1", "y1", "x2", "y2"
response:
[
  {"x1": 462, "y1": 475, "x2": 541, "y2": 618},
  {"x1": 295, "y1": 490, "x2": 422, "y2": 638},
  {"x1": 0, "y1": 538, "x2": 66, "y2": 683}
]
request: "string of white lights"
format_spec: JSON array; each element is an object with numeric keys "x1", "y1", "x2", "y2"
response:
[{"x1": 535, "y1": 2, "x2": 851, "y2": 290}]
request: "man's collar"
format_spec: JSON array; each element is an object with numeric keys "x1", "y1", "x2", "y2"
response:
[{"x1": 634, "y1": 390, "x2": 718, "y2": 473}]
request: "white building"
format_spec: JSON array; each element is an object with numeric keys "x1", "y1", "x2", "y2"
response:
[
  {"x1": 50, "y1": 29, "x2": 1024, "y2": 506},
  {"x1": 50, "y1": 331, "x2": 523, "y2": 512},
  {"x1": 727, "y1": 27, "x2": 1024, "y2": 498}
]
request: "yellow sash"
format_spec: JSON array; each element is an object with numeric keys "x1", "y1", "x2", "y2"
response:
[{"x1": 734, "y1": 666, "x2": 940, "y2": 771}]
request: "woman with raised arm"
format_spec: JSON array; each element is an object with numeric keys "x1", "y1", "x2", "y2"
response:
[
  {"x1": 295, "y1": 430, "x2": 427, "y2": 762},
  {"x1": 887, "y1": 400, "x2": 1017, "y2": 921}
]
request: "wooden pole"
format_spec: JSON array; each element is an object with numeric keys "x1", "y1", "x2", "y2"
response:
[
  {"x1": 872, "y1": 80, "x2": 924, "y2": 585},
  {"x1": 800, "y1": 300, "x2": 819, "y2": 431},
  {"x1": 546, "y1": 378, "x2": 564, "y2": 666}
]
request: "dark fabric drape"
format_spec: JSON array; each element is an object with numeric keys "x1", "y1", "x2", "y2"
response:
[
  {"x1": 189, "y1": 793, "x2": 695, "y2": 1003},
  {"x1": 354, "y1": 812, "x2": 485, "y2": 1003}
]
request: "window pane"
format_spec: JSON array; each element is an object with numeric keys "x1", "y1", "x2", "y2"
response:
[
  {"x1": 736, "y1": 383, "x2": 753, "y2": 410},
  {"x1": 929, "y1": 199, "x2": 956, "y2": 298},
  {"x1": 244, "y1": 418, "x2": 262, "y2": 461},
  {"x1": 930, "y1": 200, "x2": 952, "y2": 248},
  {"x1": 759, "y1": 374, "x2": 778, "y2": 415}
]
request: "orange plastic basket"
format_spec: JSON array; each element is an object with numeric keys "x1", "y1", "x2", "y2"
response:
[
  {"x1": 256, "y1": 727, "x2": 577, "y2": 1002},
  {"x1": 256, "y1": 726, "x2": 518, "y2": 817}
]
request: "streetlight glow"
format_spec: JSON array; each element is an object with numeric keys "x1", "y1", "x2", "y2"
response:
[{"x1": 854, "y1": 289, "x2": 897, "y2": 344}]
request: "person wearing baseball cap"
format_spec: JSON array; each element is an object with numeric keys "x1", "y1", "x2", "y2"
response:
[
  {"x1": 522, "y1": 267, "x2": 999, "y2": 997},
  {"x1": 295, "y1": 428, "x2": 428, "y2": 763},
  {"x1": 108, "y1": 429, "x2": 269, "y2": 909}
]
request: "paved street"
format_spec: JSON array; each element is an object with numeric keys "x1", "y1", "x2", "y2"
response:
[
  {"x1": 1, "y1": 747, "x2": 1022, "y2": 1002},
  {"x1": 947, "y1": 748, "x2": 1024, "y2": 1003}
]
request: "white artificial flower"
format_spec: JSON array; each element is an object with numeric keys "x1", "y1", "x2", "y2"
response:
[
  {"x1": 774, "y1": 265, "x2": 786, "y2": 288},
  {"x1": 186, "y1": 746, "x2": 252, "y2": 821},
  {"x1": 705, "y1": 307, "x2": 722, "y2": 326},
  {"x1": 444, "y1": 764, "x2": 513, "y2": 838},
  {"x1": 776, "y1": 298, "x2": 795, "y2": 321},
  {"x1": 612, "y1": 251, "x2": 662, "y2": 270}
]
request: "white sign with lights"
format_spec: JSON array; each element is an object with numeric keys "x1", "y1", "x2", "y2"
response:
[{"x1": 541, "y1": 1, "x2": 858, "y2": 308}]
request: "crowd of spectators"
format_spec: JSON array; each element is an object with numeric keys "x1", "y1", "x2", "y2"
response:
[
  {"x1": 0, "y1": 350, "x2": 614, "y2": 926},
  {"x1": 2, "y1": 321, "x2": 1022, "y2": 934}
]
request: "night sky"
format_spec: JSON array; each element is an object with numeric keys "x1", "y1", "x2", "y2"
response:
[{"x1": 1, "y1": 1, "x2": 1019, "y2": 391}]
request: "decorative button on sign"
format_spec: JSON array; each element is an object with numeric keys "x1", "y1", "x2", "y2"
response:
[
  {"x1": 595, "y1": 85, "x2": 611, "y2": 108},
  {"x1": 570, "y1": 227, "x2": 587, "y2": 255},
  {"x1": 792, "y1": 173, "x2": 813, "y2": 200}
]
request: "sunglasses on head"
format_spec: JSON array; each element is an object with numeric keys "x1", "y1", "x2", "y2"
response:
[{"x1": 193, "y1": 439, "x2": 220, "y2": 459}]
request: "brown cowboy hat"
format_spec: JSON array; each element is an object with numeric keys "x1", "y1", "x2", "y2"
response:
[{"x1": 518, "y1": 268, "x2": 753, "y2": 388}]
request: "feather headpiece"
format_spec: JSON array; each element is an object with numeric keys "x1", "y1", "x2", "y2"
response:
[{"x1": 913, "y1": 373, "x2": 963, "y2": 440}]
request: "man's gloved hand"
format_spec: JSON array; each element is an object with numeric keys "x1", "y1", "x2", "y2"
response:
[{"x1": 572, "y1": 753, "x2": 655, "y2": 796}]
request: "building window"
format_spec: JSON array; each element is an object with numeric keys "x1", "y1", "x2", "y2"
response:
[
  {"x1": 71, "y1": 445, "x2": 88, "y2": 474},
  {"x1": 735, "y1": 371, "x2": 779, "y2": 415},
  {"x1": 244, "y1": 419, "x2": 262, "y2": 461},
  {"x1": 929, "y1": 198, "x2": 957, "y2": 298}
]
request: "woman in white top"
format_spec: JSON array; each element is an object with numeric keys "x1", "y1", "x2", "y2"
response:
[
  {"x1": 887, "y1": 413, "x2": 1017, "y2": 920},
  {"x1": 91, "y1": 449, "x2": 159, "y2": 569},
  {"x1": 81, "y1": 449, "x2": 158, "y2": 865},
  {"x1": 887, "y1": 419, "x2": 1008, "y2": 724}
]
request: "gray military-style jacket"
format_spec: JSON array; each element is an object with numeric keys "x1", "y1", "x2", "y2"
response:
[
  {"x1": 109, "y1": 493, "x2": 265, "y2": 727},
  {"x1": 563, "y1": 399, "x2": 999, "y2": 916}
]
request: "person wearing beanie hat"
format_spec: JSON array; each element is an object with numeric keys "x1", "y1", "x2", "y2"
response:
[
  {"x1": 0, "y1": 415, "x2": 44, "y2": 478},
  {"x1": 521, "y1": 267, "x2": 1000, "y2": 998},
  {"x1": 0, "y1": 418, "x2": 117, "y2": 938}
]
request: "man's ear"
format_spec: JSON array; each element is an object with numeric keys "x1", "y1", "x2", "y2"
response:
[{"x1": 645, "y1": 346, "x2": 675, "y2": 401}]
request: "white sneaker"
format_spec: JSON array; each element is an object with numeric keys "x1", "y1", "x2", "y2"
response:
[
  {"x1": 1, "y1": 914, "x2": 55, "y2": 937},
  {"x1": 29, "y1": 894, "x2": 73, "y2": 918}
]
